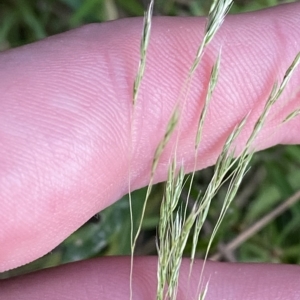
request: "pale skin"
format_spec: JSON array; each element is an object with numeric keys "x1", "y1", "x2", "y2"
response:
[{"x1": 1, "y1": 2, "x2": 300, "y2": 299}]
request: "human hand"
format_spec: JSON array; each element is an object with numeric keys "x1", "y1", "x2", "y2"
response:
[{"x1": 1, "y1": 3, "x2": 300, "y2": 299}]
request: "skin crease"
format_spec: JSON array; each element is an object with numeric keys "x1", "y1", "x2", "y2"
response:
[{"x1": 0, "y1": 2, "x2": 300, "y2": 299}]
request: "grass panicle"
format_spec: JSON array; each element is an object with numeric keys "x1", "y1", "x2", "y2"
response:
[{"x1": 130, "y1": 1, "x2": 300, "y2": 299}]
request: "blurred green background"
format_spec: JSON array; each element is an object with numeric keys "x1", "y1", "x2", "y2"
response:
[{"x1": 1, "y1": 0, "x2": 300, "y2": 279}]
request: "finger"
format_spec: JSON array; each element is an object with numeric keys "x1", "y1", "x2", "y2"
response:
[
  {"x1": 1, "y1": 257, "x2": 300, "y2": 299},
  {"x1": 1, "y1": 3, "x2": 300, "y2": 271}
]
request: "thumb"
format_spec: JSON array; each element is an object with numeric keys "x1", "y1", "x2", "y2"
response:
[{"x1": 1, "y1": 3, "x2": 300, "y2": 271}]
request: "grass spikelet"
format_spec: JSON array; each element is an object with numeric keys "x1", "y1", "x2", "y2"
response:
[
  {"x1": 283, "y1": 108, "x2": 300, "y2": 123},
  {"x1": 151, "y1": 107, "x2": 180, "y2": 177},
  {"x1": 156, "y1": 161, "x2": 186, "y2": 300},
  {"x1": 195, "y1": 52, "x2": 221, "y2": 149},
  {"x1": 189, "y1": 0, "x2": 232, "y2": 76},
  {"x1": 133, "y1": 0, "x2": 154, "y2": 106}
]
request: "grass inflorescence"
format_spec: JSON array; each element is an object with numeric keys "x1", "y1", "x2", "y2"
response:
[{"x1": 129, "y1": 1, "x2": 300, "y2": 299}]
